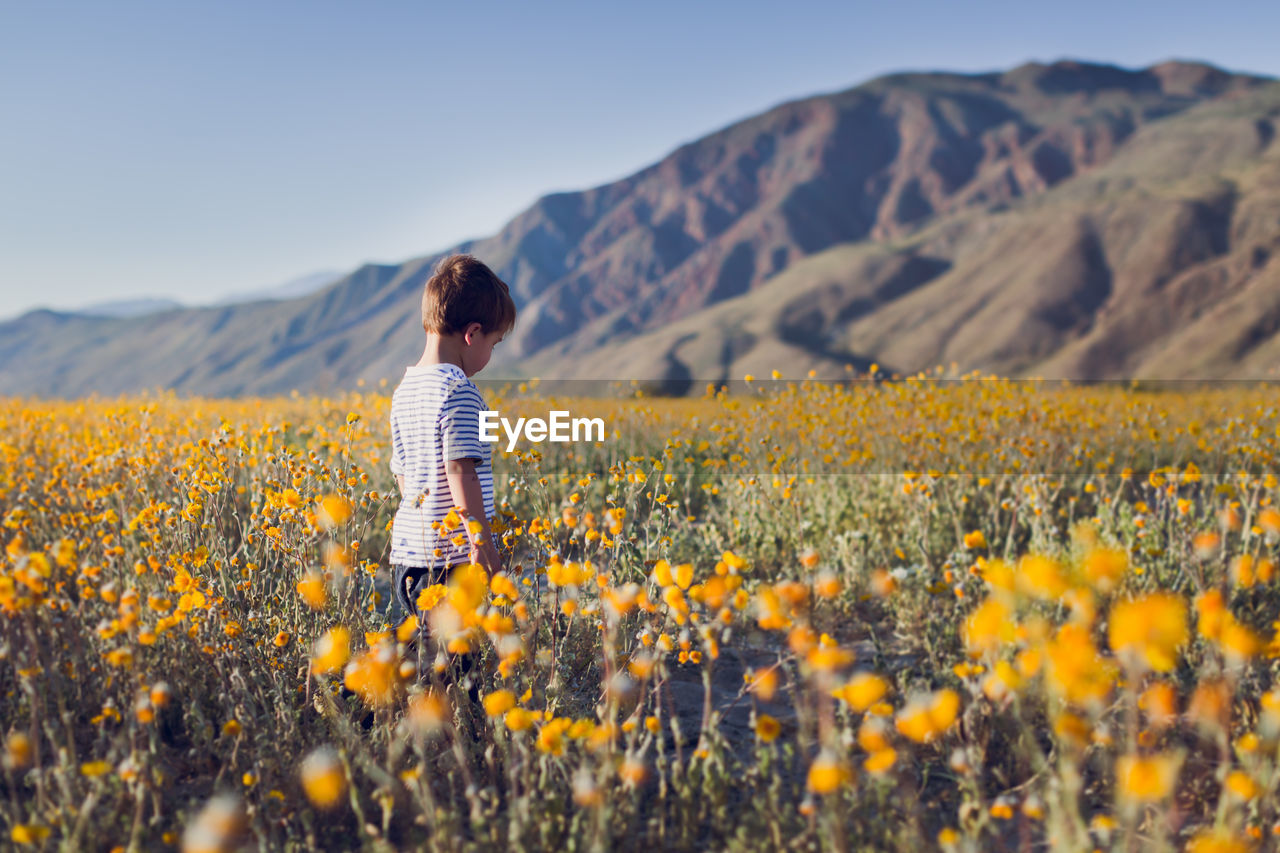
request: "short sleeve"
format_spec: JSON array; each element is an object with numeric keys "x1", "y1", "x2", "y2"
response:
[
  {"x1": 389, "y1": 408, "x2": 405, "y2": 476},
  {"x1": 440, "y1": 381, "x2": 488, "y2": 463}
]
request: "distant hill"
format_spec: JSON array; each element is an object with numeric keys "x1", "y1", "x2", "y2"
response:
[
  {"x1": 212, "y1": 270, "x2": 344, "y2": 305},
  {"x1": 2, "y1": 59, "x2": 1277, "y2": 397},
  {"x1": 78, "y1": 298, "x2": 185, "y2": 318}
]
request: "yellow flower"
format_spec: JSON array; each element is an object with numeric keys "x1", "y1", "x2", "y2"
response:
[
  {"x1": 747, "y1": 668, "x2": 778, "y2": 701},
  {"x1": 832, "y1": 673, "x2": 889, "y2": 712},
  {"x1": 407, "y1": 690, "x2": 449, "y2": 734},
  {"x1": 962, "y1": 597, "x2": 1013, "y2": 657},
  {"x1": 1139, "y1": 682, "x2": 1178, "y2": 728},
  {"x1": 863, "y1": 748, "x2": 896, "y2": 775},
  {"x1": 448, "y1": 563, "x2": 489, "y2": 614},
  {"x1": 504, "y1": 708, "x2": 536, "y2": 732},
  {"x1": 1188, "y1": 679, "x2": 1231, "y2": 731},
  {"x1": 316, "y1": 494, "x2": 352, "y2": 529},
  {"x1": 1115, "y1": 752, "x2": 1180, "y2": 803},
  {"x1": 806, "y1": 645, "x2": 855, "y2": 672},
  {"x1": 81, "y1": 760, "x2": 112, "y2": 777},
  {"x1": 1230, "y1": 555, "x2": 1257, "y2": 588},
  {"x1": 300, "y1": 747, "x2": 346, "y2": 809},
  {"x1": 1080, "y1": 548, "x2": 1127, "y2": 593},
  {"x1": 1015, "y1": 555, "x2": 1068, "y2": 600},
  {"x1": 963, "y1": 530, "x2": 986, "y2": 550},
  {"x1": 1196, "y1": 589, "x2": 1227, "y2": 640},
  {"x1": 297, "y1": 572, "x2": 327, "y2": 610},
  {"x1": 813, "y1": 571, "x2": 840, "y2": 598},
  {"x1": 1257, "y1": 507, "x2": 1280, "y2": 536},
  {"x1": 1223, "y1": 770, "x2": 1259, "y2": 801},
  {"x1": 1219, "y1": 619, "x2": 1263, "y2": 662},
  {"x1": 11, "y1": 824, "x2": 51, "y2": 844},
  {"x1": 415, "y1": 583, "x2": 447, "y2": 611},
  {"x1": 981, "y1": 661, "x2": 1022, "y2": 701},
  {"x1": 1185, "y1": 829, "x2": 1253, "y2": 853},
  {"x1": 343, "y1": 647, "x2": 400, "y2": 706},
  {"x1": 4, "y1": 732, "x2": 33, "y2": 770},
  {"x1": 150, "y1": 682, "x2": 172, "y2": 708},
  {"x1": 310, "y1": 627, "x2": 351, "y2": 674},
  {"x1": 806, "y1": 749, "x2": 852, "y2": 794},
  {"x1": 490, "y1": 573, "x2": 519, "y2": 601},
  {"x1": 1193, "y1": 532, "x2": 1221, "y2": 559},
  {"x1": 1045, "y1": 623, "x2": 1115, "y2": 706},
  {"x1": 755, "y1": 714, "x2": 781, "y2": 742},
  {"x1": 620, "y1": 758, "x2": 647, "y2": 786},
  {"x1": 1107, "y1": 592, "x2": 1187, "y2": 672},
  {"x1": 538, "y1": 717, "x2": 574, "y2": 755},
  {"x1": 674, "y1": 563, "x2": 694, "y2": 590},
  {"x1": 895, "y1": 689, "x2": 960, "y2": 744},
  {"x1": 483, "y1": 689, "x2": 516, "y2": 717}
]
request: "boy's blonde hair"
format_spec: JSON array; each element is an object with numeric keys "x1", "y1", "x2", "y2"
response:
[{"x1": 421, "y1": 254, "x2": 517, "y2": 335}]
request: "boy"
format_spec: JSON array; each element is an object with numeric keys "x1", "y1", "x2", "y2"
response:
[{"x1": 389, "y1": 253, "x2": 516, "y2": 649}]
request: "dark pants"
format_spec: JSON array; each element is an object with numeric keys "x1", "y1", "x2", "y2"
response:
[
  {"x1": 392, "y1": 562, "x2": 457, "y2": 621},
  {"x1": 391, "y1": 562, "x2": 480, "y2": 704}
]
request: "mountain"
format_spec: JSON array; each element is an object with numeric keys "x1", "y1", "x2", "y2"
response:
[
  {"x1": 212, "y1": 270, "x2": 344, "y2": 305},
  {"x1": 78, "y1": 298, "x2": 186, "y2": 318},
  {"x1": 1, "y1": 59, "x2": 1277, "y2": 397}
]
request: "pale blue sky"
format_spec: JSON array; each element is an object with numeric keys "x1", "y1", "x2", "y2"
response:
[{"x1": 2, "y1": 0, "x2": 1278, "y2": 318}]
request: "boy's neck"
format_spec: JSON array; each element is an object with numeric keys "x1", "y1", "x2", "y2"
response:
[{"x1": 415, "y1": 333, "x2": 463, "y2": 370}]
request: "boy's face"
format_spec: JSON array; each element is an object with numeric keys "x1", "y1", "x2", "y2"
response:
[{"x1": 460, "y1": 324, "x2": 505, "y2": 376}]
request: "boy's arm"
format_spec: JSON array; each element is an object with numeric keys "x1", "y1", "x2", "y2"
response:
[
  {"x1": 389, "y1": 405, "x2": 406, "y2": 498},
  {"x1": 445, "y1": 457, "x2": 501, "y2": 574}
]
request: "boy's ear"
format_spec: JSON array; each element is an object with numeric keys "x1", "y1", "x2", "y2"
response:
[{"x1": 463, "y1": 322, "x2": 483, "y2": 345}]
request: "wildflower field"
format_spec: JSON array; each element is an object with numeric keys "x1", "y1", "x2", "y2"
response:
[{"x1": 3, "y1": 375, "x2": 1280, "y2": 852}]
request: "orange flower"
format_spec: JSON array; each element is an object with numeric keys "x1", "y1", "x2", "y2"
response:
[
  {"x1": 1107, "y1": 592, "x2": 1187, "y2": 672},
  {"x1": 832, "y1": 673, "x2": 889, "y2": 712},
  {"x1": 1045, "y1": 623, "x2": 1116, "y2": 707},
  {"x1": 297, "y1": 572, "x2": 327, "y2": 610},
  {"x1": 483, "y1": 689, "x2": 516, "y2": 717},
  {"x1": 864, "y1": 748, "x2": 896, "y2": 775},
  {"x1": 407, "y1": 690, "x2": 449, "y2": 734},
  {"x1": 300, "y1": 747, "x2": 346, "y2": 809},
  {"x1": 962, "y1": 597, "x2": 1013, "y2": 657},
  {"x1": 316, "y1": 494, "x2": 352, "y2": 530},
  {"x1": 1115, "y1": 753, "x2": 1180, "y2": 803},
  {"x1": 896, "y1": 689, "x2": 960, "y2": 743},
  {"x1": 806, "y1": 749, "x2": 852, "y2": 794},
  {"x1": 310, "y1": 627, "x2": 351, "y2": 675},
  {"x1": 1139, "y1": 682, "x2": 1177, "y2": 728},
  {"x1": 747, "y1": 668, "x2": 778, "y2": 701},
  {"x1": 755, "y1": 714, "x2": 781, "y2": 742},
  {"x1": 1080, "y1": 548, "x2": 1127, "y2": 593},
  {"x1": 504, "y1": 708, "x2": 535, "y2": 732}
]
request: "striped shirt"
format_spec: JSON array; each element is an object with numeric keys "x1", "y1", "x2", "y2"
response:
[{"x1": 388, "y1": 363, "x2": 495, "y2": 567}]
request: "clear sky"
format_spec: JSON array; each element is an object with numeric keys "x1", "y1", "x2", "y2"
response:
[{"x1": 2, "y1": 0, "x2": 1278, "y2": 319}]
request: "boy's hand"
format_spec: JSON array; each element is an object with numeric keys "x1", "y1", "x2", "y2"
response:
[{"x1": 446, "y1": 457, "x2": 502, "y2": 573}]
